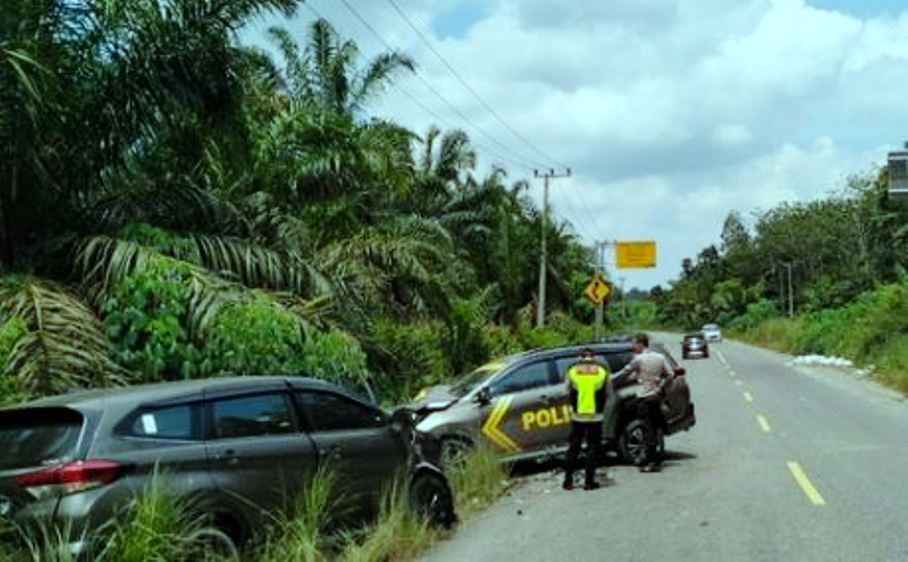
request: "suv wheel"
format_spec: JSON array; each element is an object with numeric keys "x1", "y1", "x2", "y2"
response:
[
  {"x1": 618, "y1": 419, "x2": 659, "y2": 466},
  {"x1": 186, "y1": 527, "x2": 239, "y2": 561},
  {"x1": 409, "y1": 472, "x2": 456, "y2": 529}
]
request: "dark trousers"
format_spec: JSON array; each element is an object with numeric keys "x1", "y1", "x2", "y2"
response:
[
  {"x1": 564, "y1": 420, "x2": 604, "y2": 485},
  {"x1": 636, "y1": 395, "x2": 664, "y2": 464}
]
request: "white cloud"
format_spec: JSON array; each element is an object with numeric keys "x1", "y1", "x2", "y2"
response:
[{"x1": 244, "y1": 0, "x2": 908, "y2": 288}]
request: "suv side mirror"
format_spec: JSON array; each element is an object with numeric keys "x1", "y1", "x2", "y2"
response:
[{"x1": 473, "y1": 387, "x2": 491, "y2": 406}]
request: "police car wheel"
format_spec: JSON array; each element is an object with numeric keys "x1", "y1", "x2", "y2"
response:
[
  {"x1": 619, "y1": 419, "x2": 655, "y2": 466},
  {"x1": 440, "y1": 437, "x2": 472, "y2": 467},
  {"x1": 410, "y1": 473, "x2": 456, "y2": 529}
]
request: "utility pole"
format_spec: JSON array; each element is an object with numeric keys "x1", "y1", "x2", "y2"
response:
[
  {"x1": 535, "y1": 167, "x2": 572, "y2": 328},
  {"x1": 594, "y1": 241, "x2": 608, "y2": 341},
  {"x1": 785, "y1": 262, "x2": 794, "y2": 317},
  {"x1": 619, "y1": 276, "x2": 627, "y2": 320}
]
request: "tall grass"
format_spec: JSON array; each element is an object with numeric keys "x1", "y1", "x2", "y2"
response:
[
  {"x1": 446, "y1": 446, "x2": 509, "y2": 518},
  {"x1": 337, "y1": 478, "x2": 436, "y2": 562},
  {"x1": 97, "y1": 471, "x2": 235, "y2": 562},
  {"x1": 1, "y1": 448, "x2": 512, "y2": 562},
  {"x1": 255, "y1": 466, "x2": 337, "y2": 562},
  {"x1": 0, "y1": 517, "x2": 83, "y2": 562},
  {"x1": 0, "y1": 471, "x2": 232, "y2": 562},
  {"x1": 733, "y1": 281, "x2": 908, "y2": 394}
]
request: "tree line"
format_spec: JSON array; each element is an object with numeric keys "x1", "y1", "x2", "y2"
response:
[
  {"x1": 0, "y1": 0, "x2": 594, "y2": 404},
  {"x1": 654, "y1": 169, "x2": 908, "y2": 330}
]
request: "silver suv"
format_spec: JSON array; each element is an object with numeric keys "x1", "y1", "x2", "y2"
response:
[
  {"x1": 412, "y1": 342, "x2": 696, "y2": 466},
  {"x1": 0, "y1": 377, "x2": 453, "y2": 555}
]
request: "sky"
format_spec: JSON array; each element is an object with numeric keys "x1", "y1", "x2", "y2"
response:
[{"x1": 242, "y1": 0, "x2": 908, "y2": 290}]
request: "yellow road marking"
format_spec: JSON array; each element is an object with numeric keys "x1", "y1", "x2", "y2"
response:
[
  {"x1": 735, "y1": 379, "x2": 743, "y2": 387},
  {"x1": 729, "y1": 369, "x2": 736, "y2": 377},
  {"x1": 787, "y1": 462, "x2": 827, "y2": 506},
  {"x1": 756, "y1": 414, "x2": 771, "y2": 433},
  {"x1": 743, "y1": 391, "x2": 754, "y2": 403}
]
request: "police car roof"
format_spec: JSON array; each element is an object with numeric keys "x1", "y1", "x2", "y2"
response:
[{"x1": 517, "y1": 342, "x2": 633, "y2": 361}]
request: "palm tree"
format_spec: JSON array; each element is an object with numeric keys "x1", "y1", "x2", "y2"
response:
[{"x1": 268, "y1": 19, "x2": 415, "y2": 115}]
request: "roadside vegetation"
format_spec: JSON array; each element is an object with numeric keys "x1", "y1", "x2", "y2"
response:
[
  {"x1": 0, "y1": 448, "x2": 508, "y2": 562},
  {"x1": 654, "y1": 169, "x2": 908, "y2": 393},
  {"x1": 0, "y1": 0, "x2": 599, "y2": 409}
]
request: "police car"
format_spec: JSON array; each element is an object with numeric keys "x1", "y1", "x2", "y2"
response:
[{"x1": 411, "y1": 342, "x2": 696, "y2": 467}]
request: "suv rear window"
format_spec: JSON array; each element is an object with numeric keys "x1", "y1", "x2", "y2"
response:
[
  {"x1": 120, "y1": 404, "x2": 196, "y2": 440},
  {"x1": 0, "y1": 408, "x2": 83, "y2": 470}
]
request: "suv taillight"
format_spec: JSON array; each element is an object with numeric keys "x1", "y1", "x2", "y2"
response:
[{"x1": 14, "y1": 460, "x2": 124, "y2": 495}]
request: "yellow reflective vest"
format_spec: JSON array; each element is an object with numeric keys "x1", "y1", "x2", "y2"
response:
[{"x1": 567, "y1": 363, "x2": 609, "y2": 421}]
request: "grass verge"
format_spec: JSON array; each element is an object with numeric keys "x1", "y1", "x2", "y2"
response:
[{"x1": 0, "y1": 448, "x2": 511, "y2": 562}]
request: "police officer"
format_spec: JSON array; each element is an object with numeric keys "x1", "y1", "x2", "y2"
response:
[
  {"x1": 614, "y1": 332, "x2": 674, "y2": 473},
  {"x1": 563, "y1": 347, "x2": 610, "y2": 490}
]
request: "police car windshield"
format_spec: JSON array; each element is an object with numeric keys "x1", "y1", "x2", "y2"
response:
[{"x1": 451, "y1": 361, "x2": 510, "y2": 395}]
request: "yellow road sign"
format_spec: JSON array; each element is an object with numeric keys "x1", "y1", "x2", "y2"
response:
[
  {"x1": 583, "y1": 275, "x2": 612, "y2": 305},
  {"x1": 616, "y1": 241, "x2": 656, "y2": 269}
]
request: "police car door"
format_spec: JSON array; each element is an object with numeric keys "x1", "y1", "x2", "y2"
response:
[{"x1": 482, "y1": 359, "x2": 570, "y2": 456}]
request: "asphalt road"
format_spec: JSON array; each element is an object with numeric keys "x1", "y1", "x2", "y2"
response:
[{"x1": 422, "y1": 335, "x2": 908, "y2": 562}]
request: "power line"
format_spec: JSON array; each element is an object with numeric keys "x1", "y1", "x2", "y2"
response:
[
  {"x1": 384, "y1": 0, "x2": 570, "y2": 170},
  {"x1": 332, "y1": 0, "x2": 540, "y2": 171},
  {"x1": 301, "y1": 2, "x2": 601, "y2": 242}
]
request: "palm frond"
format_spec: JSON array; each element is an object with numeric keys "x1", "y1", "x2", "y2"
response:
[
  {"x1": 350, "y1": 51, "x2": 415, "y2": 111},
  {"x1": 0, "y1": 278, "x2": 126, "y2": 394},
  {"x1": 75, "y1": 236, "x2": 239, "y2": 340}
]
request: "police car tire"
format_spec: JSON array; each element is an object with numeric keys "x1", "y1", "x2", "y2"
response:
[
  {"x1": 440, "y1": 437, "x2": 472, "y2": 467},
  {"x1": 618, "y1": 419, "x2": 656, "y2": 466},
  {"x1": 410, "y1": 472, "x2": 456, "y2": 529}
]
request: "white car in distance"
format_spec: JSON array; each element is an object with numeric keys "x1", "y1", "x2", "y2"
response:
[{"x1": 701, "y1": 323, "x2": 722, "y2": 342}]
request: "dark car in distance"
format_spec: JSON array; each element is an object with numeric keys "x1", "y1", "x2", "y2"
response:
[
  {"x1": 0, "y1": 377, "x2": 453, "y2": 556},
  {"x1": 682, "y1": 333, "x2": 709, "y2": 360}
]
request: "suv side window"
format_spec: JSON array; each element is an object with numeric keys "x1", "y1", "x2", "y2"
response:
[
  {"x1": 605, "y1": 352, "x2": 635, "y2": 373},
  {"x1": 296, "y1": 392, "x2": 386, "y2": 432},
  {"x1": 121, "y1": 404, "x2": 196, "y2": 440},
  {"x1": 554, "y1": 357, "x2": 580, "y2": 382},
  {"x1": 211, "y1": 393, "x2": 295, "y2": 439},
  {"x1": 489, "y1": 360, "x2": 552, "y2": 396}
]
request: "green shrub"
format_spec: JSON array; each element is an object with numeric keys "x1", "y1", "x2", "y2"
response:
[
  {"x1": 102, "y1": 258, "x2": 203, "y2": 382},
  {"x1": 0, "y1": 318, "x2": 29, "y2": 405},
  {"x1": 733, "y1": 317, "x2": 800, "y2": 352},
  {"x1": 301, "y1": 330, "x2": 372, "y2": 398},
  {"x1": 728, "y1": 299, "x2": 778, "y2": 332},
  {"x1": 202, "y1": 292, "x2": 306, "y2": 377},
  {"x1": 442, "y1": 297, "x2": 490, "y2": 377},
  {"x1": 479, "y1": 323, "x2": 521, "y2": 359},
  {"x1": 369, "y1": 319, "x2": 448, "y2": 402}
]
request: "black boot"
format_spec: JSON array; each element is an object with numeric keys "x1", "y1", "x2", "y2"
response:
[{"x1": 563, "y1": 472, "x2": 575, "y2": 490}]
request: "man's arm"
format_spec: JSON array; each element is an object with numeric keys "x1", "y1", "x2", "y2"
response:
[{"x1": 614, "y1": 357, "x2": 640, "y2": 382}]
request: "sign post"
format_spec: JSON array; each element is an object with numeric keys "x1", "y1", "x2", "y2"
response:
[{"x1": 583, "y1": 275, "x2": 612, "y2": 341}]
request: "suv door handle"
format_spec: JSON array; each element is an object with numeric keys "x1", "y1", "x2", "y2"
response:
[{"x1": 218, "y1": 449, "x2": 240, "y2": 467}]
